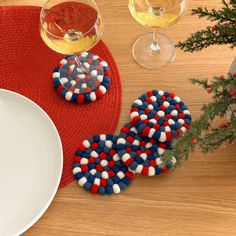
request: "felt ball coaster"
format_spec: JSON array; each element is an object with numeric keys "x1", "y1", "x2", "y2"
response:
[
  {"x1": 53, "y1": 52, "x2": 111, "y2": 104},
  {"x1": 130, "y1": 90, "x2": 192, "y2": 142},
  {"x1": 72, "y1": 134, "x2": 135, "y2": 195},
  {"x1": 117, "y1": 123, "x2": 177, "y2": 176}
]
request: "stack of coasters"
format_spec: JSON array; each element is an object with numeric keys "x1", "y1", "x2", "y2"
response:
[
  {"x1": 130, "y1": 90, "x2": 191, "y2": 142},
  {"x1": 72, "y1": 134, "x2": 135, "y2": 195},
  {"x1": 53, "y1": 53, "x2": 111, "y2": 104},
  {"x1": 72, "y1": 90, "x2": 191, "y2": 195},
  {"x1": 116, "y1": 122, "x2": 176, "y2": 176}
]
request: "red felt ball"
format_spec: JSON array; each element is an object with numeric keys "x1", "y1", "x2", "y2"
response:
[
  {"x1": 96, "y1": 164, "x2": 103, "y2": 172},
  {"x1": 145, "y1": 97, "x2": 153, "y2": 104},
  {"x1": 160, "y1": 105, "x2": 166, "y2": 111},
  {"x1": 124, "y1": 158, "x2": 134, "y2": 167},
  {"x1": 81, "y1": 164, "x2": 88, "y2": 172},
  {"x1": 176, "y1": 129, "x2": 182, "y2": 137},
  {"x1": 139, "y1": 141, "x2": 146, "y2": 146},
  {"x1": 126, "y1": 146, "x2": 132, "y2": 152},
  {"x1": 77, "y1": 94, "x2": 84, "y2": 104},
  {"x1": 108, "y1": 160, "x2": 116, "y2": 168},
  {"x1": 87, "y1": 58, "x2": 93, "y2": 64},
  {"x1": 147, "y1": 91, "x2": 154, "y2": 97},
  {"x1": 162, "y1": 166, "x2": 168, "y2": 173},
  {"x1": 163, "y1": 121, "x2": 169, "y2": 127},
  {"x1": 109, "y1": 149, "x2": 116, "y2": 156},
  {"x1": 100, "y1": 178, "x2": 107, "y2": 187},
  {"x1": 74, "y1": 156, "x2": 81, "y2": 163},
  {"x1": 153, "y1": 124, "x2": 161, "y2": 130},
  {"x1": 56, "y1": 85, "x2": 64, "y2": 94},
  {"x1": 144, "y1": 108, "x2": 151, "y2": 114},
  {"x1": 154, "y1": 115, "x2": 160, "y2": 121},
  {"x1": 149, "y1": 160, "x2": 156, "y2": 167},
  {"x1": 159, "y1": 143, "x2": 167, "y2": 149},
  {"x1": 145, "y1": 149, "x2": 152, "y2": 155},
  {"x1": 211, "y1": 25, "x2": 217, "y2": 31},
  {"x1": 67, "y1": 70, "x2": 73, "y2": 76},
  {"x1": 131, "y1": 107, "x2": 138, "y2": 112},
  {"x1": 99, "y1": 152, "x2": 107, "y2": 160},
  {"x1": 161, "y1": 96, "x2": 166, "y2": 101},
  {"x1": 95, "y1": 90, "x2": 103, "y2": 99},
  {"x1": 120, "y1": 127, "x2": 130, "y2": 134},
  {"x1": 166, "y1": 132, "x2": 173, "y2": 141},
  {"x1": 178, "y1": 113, "x2": 185, "y2": 119},
  {"x1": 143, "y1": 119, "x2": 149, "y2": 124},
  {"x1": 125, "y1": 171, "x2": 135, "y2": 180},
  {"x1": 220, "y1": 75, "x2": 225, "y2": 80},
  {"x1": 207, "y1": 87, "x2": 212, "y2": 93},
  {"x1": 175, "y1": 104, "x2": 180, "y2": 110},
  {"x1": 104, "y1": 70, "x2": 112, "y2": 77},
  {"x1": 165, "y1": 114, "x2": 172, "y2": 119},
  {"x1": 77, "y1": 144, "x2": 86, "y2": 152},
  {"x1": 169, "y1": 93, "x2": 175, "y2": 98},
  {"x1": 136, "y1": 150, "x2": 142, "y2": 155},
  {"x1": 107, "y1": 170, "x2": 115, "y2": 178},
  {"x1": 90, "y1": 184, "x2": 99, "y2": 194},
  {"x1": 91, "y1": 142, "x2": 99, "y2": 149},
  {"x1": 126, "y1": 136, "x2": 135, "y2": 143},
  {"x1": 141, "y1": 126, "x2": 151, "y2": 136},
  {"x1": 88, "y1": 157, "x2": 96, "y2": 163},
  {"x1": 141, "y1": 166, "x2": 148, "y2": 176}
]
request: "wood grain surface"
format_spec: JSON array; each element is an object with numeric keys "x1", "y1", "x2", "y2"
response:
[{"x1": 1, "y1": 0, "x2": 236, "y2": 235}]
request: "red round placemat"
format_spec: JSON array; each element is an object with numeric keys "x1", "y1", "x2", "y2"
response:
[{"x1": 0, "y1": 6, "x2": 121, "y2": 188}]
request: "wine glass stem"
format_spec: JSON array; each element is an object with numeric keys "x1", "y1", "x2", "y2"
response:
[
  {"x1": 151, "y1": 28, "x2": 161, "y2": 51},
  {"x1": 74, "y1": 54, "x2": 88, "y2": 73}
]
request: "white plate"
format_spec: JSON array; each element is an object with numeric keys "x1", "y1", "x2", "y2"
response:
[{"x1": 0, "y1": 89, "x2": 63, "y2": 236}]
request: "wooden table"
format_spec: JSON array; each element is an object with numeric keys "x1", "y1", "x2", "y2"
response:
[{"x1": 1, "y1": 0, "x2": 236, "y2": 235}]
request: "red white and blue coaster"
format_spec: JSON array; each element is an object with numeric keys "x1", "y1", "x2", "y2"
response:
[
  {"x1": 117, "y1": 122, "x2": 177, "y2": 176},
  {"x1": 53, "y1": 53, "x2": 111, "y2": 104},
  {"x1": 72, "y1": 134, "x2": 135, "y2": 195},
  {"x1": 130, "y1": 90, "x2": 192, "y2": 142}
]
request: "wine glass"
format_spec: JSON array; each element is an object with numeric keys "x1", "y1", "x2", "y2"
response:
[
  {"x1": 40, "y1": 0, "x2": 103, "y2": 98},
  {"x1": 128, "y1": 0, "x2": 188, "y2": 69}
]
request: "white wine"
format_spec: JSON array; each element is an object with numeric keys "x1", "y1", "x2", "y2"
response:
[
  {"x1": 40, "y1": 2, "x2": 103, "y2": 54},
  {"x1": 129, "y1": 0, "x2": 186, "y2": 28}
]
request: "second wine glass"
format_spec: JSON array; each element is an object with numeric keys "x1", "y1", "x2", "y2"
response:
[{"x1": 129, "y1": 0, "x2": 188, "y2": 69}]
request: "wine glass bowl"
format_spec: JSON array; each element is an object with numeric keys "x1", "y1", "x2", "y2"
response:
[{"x1": 128, "y1": 0, "x2": 188, "y2": 69}]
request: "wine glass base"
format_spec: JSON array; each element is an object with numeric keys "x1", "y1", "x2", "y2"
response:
[
  {"x1": 52, "y1": 53, "x2": 111, "y2": 104},
  {"x1": 132, "y1": 32, "x2": 176, "y2": 69}
]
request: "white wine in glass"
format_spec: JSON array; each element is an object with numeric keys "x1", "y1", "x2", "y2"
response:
[
  {"x1": 40, "y1": 0, "x2": 103, "y2": 94},
  {"x1": 128, "y1": 0, "x2": 188, "y2": 69}
]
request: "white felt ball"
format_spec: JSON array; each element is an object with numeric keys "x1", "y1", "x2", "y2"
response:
[
  {"x1": 134, "y1": 99, "x2": 143, "y2": 105},
  {"x1": 99, "y1": 85, "x2": 107, "y2": 94},
  {"x1": 94, "y1": 178, "x2": 101, "y2": 186},
  {"x1": 97, "y1": 75, "x2": 103, "y2": 82},
  {"x1": 178, "y1": 119, "x2": 185, "y2": 125},
  {"x1": 60, "y1": 59, "x2": 67, "y2": 65},
  {"x1": 158, "y1": 147, "x2": 165, "y2": 155},
  {"x1": 117, "y1": 171, "x2": 125, "y2": 179},
  {"x1": 148, "y1": 167, "x2": 155, "y2": 176},
  {"x1": 60, "y1": 77, "x2": 68, "y2": 85},
  {"x1": 73, "y1": 167, "x2": 81, "y2": 174},
  {"x1": 145, "y1": 142, "x2": 152, "y2": 148},
  {"x1": 82, "y1": 140, "x2": 90, "y2": 148},
  {"x1": 168, "y1": 119, "x2": 175, "y2": 125},
  {"x1": 93, "y1": 55, "x2": 99, "y2": 60},
  {"x1": 183, "y1": 110, "x2": 191, "y2": 115},
  {"x1": 133, "y1": 140, "x2": 140, "y2": 146},
  {"x1": 100, "y1": 160, "x2": 108, "y2": 167},
  {"x1": 156, "y1": 158, "x2": 163, "y2": 165},
  {"x1": 113, "y1": 154, "x2": 120, "y2": 161},
  {"x1": 53, "y1": 72, "x2": 60, "y2": 78},
  {"x1": 148, "y1": 104, "x2": 154, "y2": 110},
  {"x1": 136, "y1": 165, "x2": 143, "y2": 173},
  {"x1": 91, "y1": 70, "x2": 98, "y2": 77},
  {"x1": 70, "y1": 65, "x2": 75, "y2": 71},
  {"x1": 101, "y1": 61, "x2": 108, "y2": 67},
  {"x1": 74, "y1": 88, "x2": 80, "y2": 94},
  {"x1": 140, "y1": 114, "x2": 148, "y2": 120},
  {"x1": 174, "y1": 96, "x2": 181, "y2": 103},
  {"x1": 113, "y1": 184, "x2": 121, "y2": 194},
  {"x1": 70, "y1": 80, "x2": 76, "y2": 86},
  {"x1": 148, "y1": 128, "x2": 155, "y2": 138},
  {"x1": 149, "y1": 119, "x2": 157, "y2": 124},
  {"x1": 150, "y1": 96, "x2": 157, "y2": 102},
  {"x1": 83, "y1": 62, "x2": 90, "y2": 68},
  {"x1": 171, "y1": 156, "x2": 177, "y2": 165},
  {"x1": 130, "y1": 127, "x2": 138, "y2": 133},
  {"x1": 91, "y1": 151, "x2": 98, "y2": 158},
  {"x1": 159, "y1": 132, "x2": 167, "y2": 142},
  {"x1": 105, "y1": 140, "x2": 113, "y2": 148},
  {"x1": 80, "y1": 158, "x2": 88, "y2": 165},
  {"x1": 122, "y1": 153, "x2": 131, "y2": 162},
  {"x1": 117, "y1": 138, "x2": 126, "y2": 145},
  {"x1": 163, "y1": 101, "x2": 170, "y2": 107},
  {"x1": 100, "y1": 134, "x2": 106, "y2": 141},
  {"x1": 181, "y1": 127, "x2": 187, "y2": 133},
  {"x1": 159, "y1": 90, "x2": 164, "y2": 96},
  {"x1": 140, "y1": 153, "x2": 147, "y2": 161},
  {"x1": 81, "y1": 52, "x2": 88, "y2": 57},
  {"x1": 90, "y1": 169, "x2": 96, "y2": 175},
  {"x1": 165, "y1": 126, "x2": 171, "y2": 132},
  {"x1": 171, "y1": 110, "x2": 178, "y2": 116},
  {"x1": 157, "y1": 111, "x2": 165, "y2": 117},
  {"x1": 81, "y1": 83, "x2": 87, "y2": 89},
  {"x1": 130, "y1": 111, "x2": 139, "y2": 119},
  {"x1": 65, "y1": 91, "x2": 73, "y2": 101},
  {"x1": 78, "y1": 74, "x2": 86, "y2": 79},
  {"x1": 78, "y1": 177, "x2": 87, "y2": 186},
  {"x1": 102, "y1": 171, "x2": 109, "y2": 179},
  {"x1": 90, "y1": 92, "x2": 96, "y2": 101}
]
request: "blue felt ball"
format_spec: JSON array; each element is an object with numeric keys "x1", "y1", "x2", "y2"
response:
[
  {"x1": 118, "y1": 182, "x2": 127, "y2": 191},
  {"x1": 155, "y1": 167, "x2": 162, "y2": 175},
  {"x1": 84, "y1": 182, "x2": 92, "y2": 191},
  {"x1": 123, "y1": 177, "x2": 131, "y2": 186},
  {"x1": 74, "y1": 172, "x2": 83, "y2": 180},
  {"x1": 129, "y1": 161, "x2": 138, "y2": 170},
  {"x1": 112, "y1": 176, "x2": 120, "y2": 184},
  {"x1": 105, "y1": 186, "x2": 113, "y2": 195},
  {"x1": 99, "y1": 187, "x2": 105, "y2": 195},
  {"x1": 88, "y1": 175, "x2": 95, "y2": 183}
]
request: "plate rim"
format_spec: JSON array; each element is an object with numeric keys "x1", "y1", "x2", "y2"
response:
[{"x1": 0, "y1": 88, "x2": 63, "y2": 236}]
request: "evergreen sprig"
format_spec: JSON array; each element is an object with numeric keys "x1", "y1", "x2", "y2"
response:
[
  {"x1": 161, "y1": 73, "x2": 236, "y2": 167},
  {"x1": 176, "y1": 0, "x2": 236, "y2": 52}
]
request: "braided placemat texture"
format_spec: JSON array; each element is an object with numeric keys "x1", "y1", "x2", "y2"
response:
[{"x1": 0, "y1": 6, "x2": 121, "y2": 188}]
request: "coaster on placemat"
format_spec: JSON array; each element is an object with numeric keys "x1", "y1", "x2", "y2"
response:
[
  {"x1": 130, "y1": 90, "x2": 191, "y2": 142},
  {"x1": 117, "y1": 123, "x2": 176, "y2": 176},
  {"x1": 53, "y1": 53, "x2": 111, "y2": 104},
  {"x1": 72, "y1": 134, "x2": 134, "y2": 195}
]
